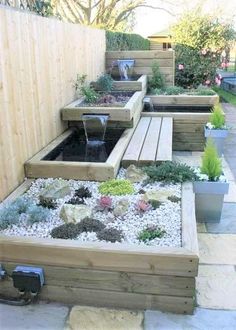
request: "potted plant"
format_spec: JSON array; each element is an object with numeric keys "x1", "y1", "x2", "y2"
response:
[
  {"x1": 204, "y1": 103, "x2": 228, "y2": 157},
  {"x1": 193, "y1": 139, "x2": 229, "y2": 222}
]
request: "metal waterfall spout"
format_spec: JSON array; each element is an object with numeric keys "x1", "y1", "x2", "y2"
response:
[{"x1": 117, "y1": 59, "x2": 135, "y2": 80}]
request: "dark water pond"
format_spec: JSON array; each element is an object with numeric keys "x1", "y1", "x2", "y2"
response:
[
  {"x1": 42, "y1": 129, "x2": 124, "y2": 163},
  {"x1": 143, "y1": 105, "x2": 212, "y2": 113}
]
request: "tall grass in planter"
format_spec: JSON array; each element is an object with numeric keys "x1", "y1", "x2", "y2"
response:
[
  {"x1": 204, "y1": 103, "x2": 228, "y2": 157},
  {"x1": 193, "y1": 140, "x2": 229, "y2": 222}
]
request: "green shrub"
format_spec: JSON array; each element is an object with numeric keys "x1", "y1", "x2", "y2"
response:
[
  {"x1": 97, "y1": 227, "x2": 123, "y2": 242},
  {"x1": 210, "y1": 104, "x2": 225, "y2": 129},
  {"x1": 99, "y1": 179, "x2": 134, "y2": 196},
  {"x1": 148, "y1": 61, "x2": 165, "y2": 91},
  {"x1": 138, "y1": 226, "x2": 166, "y2": 242},
  {"x1": 168, "y1": 195, "x2": 181, "y2": 203},
  {"x1": 143, "y1": 162, "x2": 196, "y2": 183},
  {"x1": 149, "y1": 200, "x2": 162, "y2": 209},
  {"x1": 200, "y1": 139, "x2": 222, "y2": 181},
  {"x1": 192, "y1": 87, "x2": 216, "y2": 96},
  {"x1": 27, "y1": 205, "x2": 50, "y2": 225},
  {"x1": 74, "y1": 74, "x2": 98, "y2": 103},
  {"x1": 96, "y1": 74, "x2": 113, "y2": 93},
  {"x1": 106, "y1": 31, "x2": 150, "y2": 51},
  {"x1": 51, "y1": 223, "x2": 81, "y2": 239}
]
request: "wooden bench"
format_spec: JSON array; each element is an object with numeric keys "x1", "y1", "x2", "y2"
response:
[{"x1": 122, "y1": 116, "x2": 173, "y2": 167}]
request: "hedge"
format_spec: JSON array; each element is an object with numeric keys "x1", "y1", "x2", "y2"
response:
[{"x1": 106, "y1": 31, "x2": 150, "y2": 51}]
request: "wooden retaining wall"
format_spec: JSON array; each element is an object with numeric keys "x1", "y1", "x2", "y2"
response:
[
  {"x1": 106, "y1": 51, "x2": 175, "y2": 86},
  {"x1": 0, "y1": 7, "x2": 105, "y2": 201}
]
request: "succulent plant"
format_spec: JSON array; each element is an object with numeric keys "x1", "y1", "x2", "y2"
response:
[
  {"x1": 66, "y1": 197, "x2": 85, "y2": 205},
  {"x1": 38, "y1": 196, "x2": 57, "y2": 209},
  {"x1": 51, "y1": 223, "x2": 81, "y2": 239},
  {"x1": 168, "y1": 195, "x2": 181, "y2": 203},
  {"x1": 138, "y1": 226, "x2": 166, "y2": 242},
  {"x1": 0, "y1": 206, "x2": 19, "y2": 230},
  {"x1": 136, "y1": 200, "x2": 151, "y2": 213},
  {"x1": 97, "y1": 227, "x2": 123, "y2": 243},
  {"x1": 99, "y1": 179, "x2": 134, "y2": 196},
  {"x1": 11, "y1": 196, "x2": 32, "y2": 214},
  {"x1": 149, "y1": 199, "x2": 162, "y2": 209},
  {"x1": 74, "y1": 186, "x2": 92, "y2": 199},
  {"x1": 96, "y1": 196, "x2": 113, "y2": 211},
  {"x1": 77, "y1": 217, "x2": 105, "y2": 233},
  {"x1": 27, "y1": 205, "x2": 50, "y2": 225}
]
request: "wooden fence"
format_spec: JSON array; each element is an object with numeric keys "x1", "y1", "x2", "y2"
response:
[
  {"x1": 0, "y1": 7, "x2": 105, "y2": 201},
  {"x1": 106, "y1": 50, "x2": 175, "y2": 86}
]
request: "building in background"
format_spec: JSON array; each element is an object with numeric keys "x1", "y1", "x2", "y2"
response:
[{"x1": 148, "y1": 29, "x2": 172, "y2": 50}]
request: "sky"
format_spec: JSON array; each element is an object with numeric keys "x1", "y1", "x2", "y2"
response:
[{"x1": 133, "y1": 0, "x2": 236, "y2": 37}]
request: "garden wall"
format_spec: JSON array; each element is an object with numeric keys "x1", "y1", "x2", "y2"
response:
[
  {"x1": 0, "y1": 7, "x2": 106, "y2": 201},
  {"x1": 106, "y1": 50, "x2": 175, "y2": 86}
]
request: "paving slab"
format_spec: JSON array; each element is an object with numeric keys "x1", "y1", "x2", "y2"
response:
[
  {"x1": 205, "y1": 203, "x2": 236, "y2": 233},
  {"x1": 198, "y1": 233, "x2": 236, "y2": 264},
  {"x1": 0, "y1": 302, "x2": 69, "y2": 330},
  {"x1": 66, "y1": 306, "x2": 143, "y2": 330},
  {"x1": 144, "y1": 308, "x2": 236, "y2": 330},
  {"x1": 196, "y1": 265, "x2": 236, "y2": 310},
  {"x1": 197, "y1": 222, "x2": 207, "y2": 233},
  {"x1": 224, "y1": 180, "x2": 236, "y2": 203}
]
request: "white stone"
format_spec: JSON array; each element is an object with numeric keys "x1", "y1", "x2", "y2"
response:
[
  {"x1": 113, "y1": 198, "x2": 129, "y2": 217},
  {"x1": 125, "y1": 164, "x2": 148, "y2": 183},
  {"x1": 143, "y1": 189, "x2": 174, "y2": 203},
  {"x1": 60, "y1": 204, "x2": 92, "y2": 224},
  {"x1": 40, "y1": 179, "x2": 71, "y2": 200}
]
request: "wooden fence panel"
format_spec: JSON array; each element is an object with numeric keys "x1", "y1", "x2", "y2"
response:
[{"x1": 0, "y1": 7, "x2": 105, "y2": 201}]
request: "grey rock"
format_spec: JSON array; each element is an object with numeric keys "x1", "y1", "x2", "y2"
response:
[
  {"x1": 60, "y1": 204, "x2": 92, "y2": 224},
  {"x1": 113, "y1": 199, "x2": 129, "y2": 217},
  {"x1": 125, "y1": 164, "x2": 148, "y2": 183},
  {"x1": 143, "y1": 189, "x2": 173, "y2": 203},
  {"x1": 40, "y1": 180, "x2": 71, "y2": 200}
]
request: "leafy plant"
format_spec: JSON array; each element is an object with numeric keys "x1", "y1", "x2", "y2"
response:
[
  {"x1": 51, "y1": 223, "x2": 81, "y2": 239},
  {"x1": 38, "y1": 196, "x2": 57, "y2": 209},
  {"x1": 97, "y1": 227, "x2": 123, "y2": 242},
  {"x1": 148, "y1": 61, "x2": 165, "y2": 91},
  {"x1": 11, "y1": 197, "x2": 31, "y2": 214},
  {"x1": 143, "y1": 162, "x2": 197, "y2": 183},
  {"x1": 149, "y1": 199, "x2": 162, "y2": 209},
  {"x1": 99, "y1": 179, "x2": 134, "y2": 196},
  {"x1": 136, "y1": 200, "x2": 151, "y2": 212},
  {"x1": 192, "y1": 88, "x2": 216, "y2": 96},
  {"x1": 74, "y1": 186, "x2": 92, "y2": 199},
  {"x1": 0, "y1": 206, "x2": 19, "y2": 230},
  {"x1": 77, "y1": 218, "x2": 105, "y2": 233},
  {"x1": 27, "y1": 205, "x2": 50, "y2": 225},
  {"x1": 74, "y1": 74, "x2": 98, "y2": 103},
  {"x1": 96, "y1": 196, "x2": 113, "y2": 211},
  {"x1": 96, "y1": 74, "x2": 114, "y2": 93},
  {"x1": 138, "y1": 226, "x2": 166, "y2": 242},
  {"x1": 209, "y1": 104, "x2": 225, "y2": 129},
  {"x1": 168, "y1": 195, "x2": 181, "y2": 203},
  {"x1": 200, "y1": 139, "x2": 222, "y2": 181},
  {"x1": 66, "y1": 197, "x2": 85, "y2": 205}
]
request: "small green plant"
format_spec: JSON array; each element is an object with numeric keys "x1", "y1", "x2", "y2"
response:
[
  {"x1": 193, "y1": 87, "x2": 216, "y2": 96},
  {"x1": 74, "y1": 186, "x2": 92, "y2": 199},
  {"x1": 148, "y1": 61, "x2": 165, "y2": 91},
  {"x1": 77, "y1": 218, "x2": 105, "y2": 233},
  {"x1": 66, "y1": 197, "x2": 85, "y2": 205},
  {"x1": 200, "y1": 139, "x2": 222, "y2": 181},
  {"x1": 143, "y1": 162, "x2": 197, "y2": 183},
  {"x1": 96, "y1": 74, "x2": 114, "y2": 93},
  {"x1": 138, "y1": 226, "x2": 166, "y2": 242},
  {"x1": 97, "y1": 227, "x2": 123, "y2": 242},
  {"x1": 0, "y1": 206, "x2": 19, "y2": 230},
  {"x1": 74, "y1": 74, "x2": 98, "y2": 103},
  {"x1": 11, "y1": 196, "x2": 31, "y2": 214},
  {"x1": 168, "y1": 195, "x2": 181, "y2": 203},
  {"x1": 163, "y1": 86, "x2": 185, "y2": 95},
  {"x1": 51, "y1": 223, "x2": 81, "y2": 239},
  {"x1": 209, "y1": 104, "x2": 225, "y2": 129},
  {"x1": 99, "y1": 179, "x2": 134, "y2": 196},
  {"x1": 149, "y1": 199, "x2": 163, "y2": 209},
  {"x1": 38, "y1": 196, "x2": 57, "y2": 209},
  {"x1": 27, "y1": 205, "x2": 50, "y2": 225}
]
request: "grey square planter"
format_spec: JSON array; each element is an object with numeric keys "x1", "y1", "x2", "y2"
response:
[
  {"x1": 193, "y1": 181, "x2": 229, "y2": 223},
  {"x1": 204, "y1": 127, "x2": 228, "y2": 157}
]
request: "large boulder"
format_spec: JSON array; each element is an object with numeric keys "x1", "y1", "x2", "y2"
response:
[
  {"x1": 125, "y1": 165, "x2": 148, "y2": 183},
  {"x1": 113, "y1": 199, "x2": 129, "y2": 217},
  {"x1": 143, "y1": 189, "x2": 174, "y2": 203},
  {"x1": 60, "y1": 204, "x2": 92, "y2": 224},
  {"x1": 40, "y1": 180, "x2": 71, "y2": 200}
]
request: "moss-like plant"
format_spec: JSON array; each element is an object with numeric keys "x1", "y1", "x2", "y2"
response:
[
  {"x1": 200, "y1": 139, "x2": 222, "y2": 181},
  {"x1": 96, "y1": 73, "x2": 113, "y2": 93},
  {"x1": 51, "y1": 223, "x2": 81, "y2": 239},
  {"x1": 97, "y1": 227, "x2": 123, "y2": 242},
  {"x1": 209, "y1": 103, "x2": 225, "y2": 129},
  {"x1": 143, "y1": 162, "x2": 197, "y2": 183},
  {"x1": 77, "y1": 218, "x2": 105, "y2": 233},
  {"x1": 99, "y1": 179, "x2": 134, "y2": 196},
  {"x1": 138, "y1": 226, "x2": 166, "y2": 242},
  {"x1": 38, "y1": 196, "x2": 57, "y2": 209},
  {"x1": 148, "y1": 61, "x2": 165, "y2": 91},
  {"x1": 27, "y1": 205, "x2": 50, "y2": 225},
  {"x1": 149, "y1": 199, "x2": 163, "y2": 209},
  {"x1": 168, "y1": 195, "x2": 181, "y2": 203}
]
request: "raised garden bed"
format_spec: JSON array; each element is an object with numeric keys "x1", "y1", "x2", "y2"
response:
[
  {"x1": 0, "y1": 174, "x2": 198, "y2": 314},
  {"x1": 94, "y1": 74, "x2": 147, "y2": 92}
]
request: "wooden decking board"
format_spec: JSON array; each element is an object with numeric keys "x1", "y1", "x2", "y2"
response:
[
  {"x1": 139, "y1": 117, "x2": 162, "y2": 163},
  {"x1": 156, "y1": 117, "x2": 173, "y2": 161},
  {"x1": 122, "y1": 117, "x2": 151, "y2": 163},
  {"x1": 122, "y1": 116, "x2": 173, "y2": 166}
]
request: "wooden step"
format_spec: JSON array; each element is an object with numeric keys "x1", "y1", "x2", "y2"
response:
[{"x1": 122, "y1": 116, "x2": 173, "y2": 167}]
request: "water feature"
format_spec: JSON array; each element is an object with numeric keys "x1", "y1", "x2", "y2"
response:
[
  {"x1": 82, "y1": 114, "x2": 109, "y2": 143},
  {"x1": 117, "y1": 59, "x2": 135, "y2": 80},
  {"x1": 143, "y1": 96, "x2": 154, "y2": 112}
]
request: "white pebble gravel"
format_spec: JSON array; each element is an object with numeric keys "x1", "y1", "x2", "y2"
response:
[{"x1": 0, "y1": 169, "x2": 182, "y2": 247}]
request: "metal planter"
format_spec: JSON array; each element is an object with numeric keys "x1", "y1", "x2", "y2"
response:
[
  {"x1": 204, "y1": 127, "x2": 228, "y2": 157},
  {"x1": 193, "y1": 181, "x2": 229, "y2": 223}
]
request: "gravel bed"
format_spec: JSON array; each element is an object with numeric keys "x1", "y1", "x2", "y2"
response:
[{"x1": 0, "y1": 169, "x2": 182, "y2": 247}]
